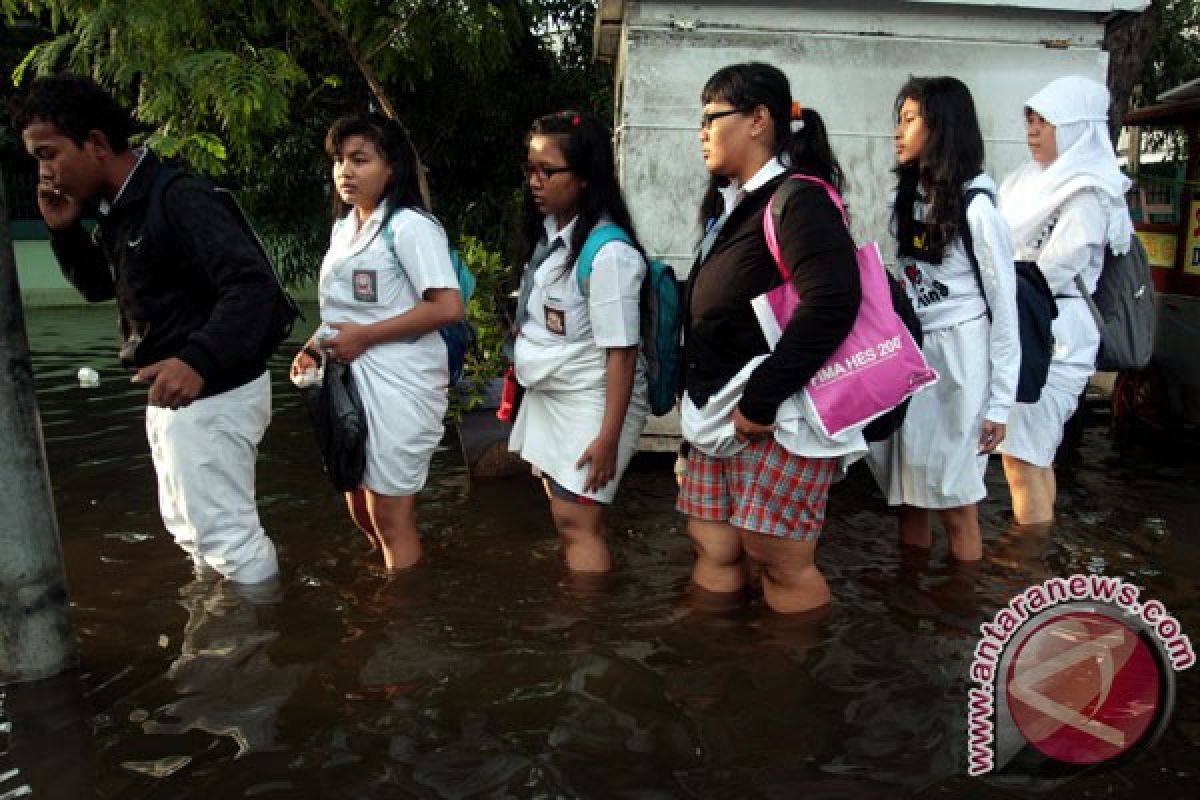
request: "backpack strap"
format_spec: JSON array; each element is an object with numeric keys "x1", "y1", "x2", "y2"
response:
[
  {"x1": 958, "y1": 186, "x2": 996, "y2": 321},
  {"x1": 575, "y1": 223, "x2": 635, "y2": 296},
  {"x1": 144, "y1": 163, "x2": 300, "y2": 320},
  {"x1": 217, "y1": 185, "x2": 301, "y2": 319},
  {"x1": 762, "y1": 173, "x2": 849, "y2": 281},
  {"x1": 379, "y1": 208, "x2": 425, "y2": 293},
  {"x1": 381, "y1": 208, "x2": 469, "y2": 297},
  {"x1": 1074, "y1": 272, "x2": 1105, "y2": 331}
]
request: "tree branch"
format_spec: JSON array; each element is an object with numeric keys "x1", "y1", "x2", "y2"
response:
[
  {"x1": 307, "y1": 0, "x2": 396, "y2": 118},
  {"x1": 1105, "y1": 2, "x2": 1164, "y2": 142},
  {"x1": 306, "y1": 0, "x2": 432, "y2": 207}
]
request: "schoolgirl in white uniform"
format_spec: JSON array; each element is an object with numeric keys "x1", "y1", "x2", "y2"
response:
[
  {"x1": 998, "y1": 76, "x2": 1136, "y2": 524},
  {"x1": 508, "y1": 111, "x2": 650, "y2": 573},
  {"x1": 291, "y1": 114, "x2": 464, "y2": 571},
  {"x1": 867, "y1": 77, "x2": 1020, "y2": 562}
]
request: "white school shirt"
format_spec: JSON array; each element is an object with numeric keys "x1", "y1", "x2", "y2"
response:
[
  {"x1": 513, "y1": 215, "x2": 646, "y2": 391},
  {"x1": 319, "y1": 203, "x2": 459, "y2": 362},
  {"x1": 896, "y1": 174, "x2": 1020, "y2": 423},
  {"x1": 720, "y1": 157, "x2": 788, "y2": 216},
  {"x1": 318, "y1": 203, "x2": 460, "y2": 494},
  {"x1": 509, "y1": 214, "x2": 649, "y2": 501},
  {"x1": 1002, "y1": 187, "x2": 1105, "y2": 369}
]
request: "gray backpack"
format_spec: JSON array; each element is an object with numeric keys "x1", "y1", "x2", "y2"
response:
[{"x1": 1075, "y1": 235, "x2": 1156, "y2": 371}]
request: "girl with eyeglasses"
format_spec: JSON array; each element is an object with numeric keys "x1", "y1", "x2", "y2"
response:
[
  {"x1": 866, "y1": 77, "x2": 1019, "y2": 561},
  {"x1": 677, "y1": 62, "x2": 862, "y2": 614},
  {"x1": 507, "y1": 111, "x2": 651, "y2": 573}
]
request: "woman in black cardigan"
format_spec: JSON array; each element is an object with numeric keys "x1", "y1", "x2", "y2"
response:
[{"x1": 677, "y1": 62, "x2": 862, "y2": 614}]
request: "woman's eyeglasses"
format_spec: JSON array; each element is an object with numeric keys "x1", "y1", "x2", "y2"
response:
[
  {"x1": 700, "y1": 107, "x2": 747, "y2": 130},
  {"x1": 523, "y1": 163, "x2": 573, "y2": 181}
]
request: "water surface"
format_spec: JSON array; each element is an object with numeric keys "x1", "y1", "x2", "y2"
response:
[{"x1": 2, "y1": 307, "x2": 1198, "y2": 799}]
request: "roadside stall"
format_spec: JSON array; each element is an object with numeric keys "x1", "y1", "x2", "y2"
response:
[{"x1": 1118, "y1": 77, "x2": 1200, "y2": 439}]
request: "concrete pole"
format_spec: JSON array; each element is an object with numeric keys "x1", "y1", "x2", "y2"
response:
[{"x1": 0, "y1": 165, "x2": 78, "y2": 683}]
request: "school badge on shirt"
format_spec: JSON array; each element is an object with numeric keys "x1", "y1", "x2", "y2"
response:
[
  {"x1": 353, "y1": 269, "x2": 378, "y2": 303},
  {"x1": 544, "y1": 305, "x2": 566, "y2": 336}
]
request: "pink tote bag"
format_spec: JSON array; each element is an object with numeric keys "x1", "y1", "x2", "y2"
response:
[{"x1": 754, "y1": 174, "x2": 937, "y2": 438}]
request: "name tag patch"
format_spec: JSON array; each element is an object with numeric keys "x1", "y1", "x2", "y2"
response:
[
  {"x1": 353, "y1": 269, "x2": 378, "y2": 302},
  {"x1": 544, "y1": 305, "x2": 566, "y2": 336}
]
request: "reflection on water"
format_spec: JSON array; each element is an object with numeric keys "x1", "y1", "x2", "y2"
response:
[
  {"x1": 133, "y1": 577, "x2": 305, "y2": 764},
  {"x1": 1, "y1": 306, "x2": 1198, "y2": 799}
]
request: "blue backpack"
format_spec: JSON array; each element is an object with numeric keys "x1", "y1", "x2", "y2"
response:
[
  {"x1": 383, "y1": 212, "x2": 477, "y2": 386},
  {"x1": 441, "y1": 249, "x2": 477, "y2": 386},
  {"x1": 575, "y1": 224, "x2": 683, "y2": 416},
  {"x1": 960, "y1": 188, "x2": 1057, "y2": 404}
]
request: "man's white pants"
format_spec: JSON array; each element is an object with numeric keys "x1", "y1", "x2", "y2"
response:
[{"x1": 145, "y1": 372, "x2": 279, "y2": 584}]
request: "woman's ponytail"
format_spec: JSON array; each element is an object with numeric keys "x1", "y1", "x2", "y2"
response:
[{"x1": 781, "y1": 107, "x2": 845, "y2": 195}]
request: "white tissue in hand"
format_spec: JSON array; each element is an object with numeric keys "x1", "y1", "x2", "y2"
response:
[{"x1": 291, "y1": 367, "x2": 321, "y2": 388}]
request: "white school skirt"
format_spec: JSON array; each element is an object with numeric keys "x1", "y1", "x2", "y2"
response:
[
  {"x1": 866, "y1": 314, "x2": 991, "y2": 509},
  {"x1": 1000, "y1": 298, "x2": 1098, "y2": 468},
  {"x1": 351, "y1": 346, "x2": 447, "y2": 497},
  {"x1": 509, "y1": 379, "x2": 649, "y2": 504}
]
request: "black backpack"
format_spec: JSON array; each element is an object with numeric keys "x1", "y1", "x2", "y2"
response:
[
  {"x1": 143, "y1": 166, "x2": 302, "y2": 364},
  {"x1": 862, "y1": 275, "x2": 924, "y2": 442},
  {"x1": 959, "y1": 188, "x2": 1057, "y2": 404},
  {"x1": 767, "y1": 178, "x2": 922, "y2": 442},
  {"x1": 1077, "y1": 235, "x2": 1156, "y2": 371}
]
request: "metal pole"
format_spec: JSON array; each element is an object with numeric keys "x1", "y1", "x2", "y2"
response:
[{"x1": 0, "y1": 164, "x2": 78, "y2": 683}]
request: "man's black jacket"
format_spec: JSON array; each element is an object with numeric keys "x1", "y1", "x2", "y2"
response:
[{"x1": 49, "y1": 152, "x2": 280, "y2": 398}]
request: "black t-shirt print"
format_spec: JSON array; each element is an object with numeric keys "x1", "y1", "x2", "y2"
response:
[
  {"x1": 902, "y1": 260, "x2": 950, "y2": 310},
  {"x1": 899, "y1": 218, "x2": 950, "y2": 310}
]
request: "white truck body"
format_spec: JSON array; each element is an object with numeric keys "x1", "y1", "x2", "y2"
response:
[{"x1": 593, "y1": 0, "x2": 1147, "y2": 448}]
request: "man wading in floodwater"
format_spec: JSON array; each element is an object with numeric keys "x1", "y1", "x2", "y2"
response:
[{"x1": 17, "y1": 74, "x2": 290, "y2": 586}]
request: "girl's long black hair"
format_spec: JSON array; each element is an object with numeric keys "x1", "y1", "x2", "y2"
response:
[
  {"x1": 892, "y1": 76, "x2": 984, "y2": 262},
  {"x1": 520, "y1": 111, "x2": 645, "y2": 270},
  {"x1": 699, "y1": 62, "x2": 845, "y2": 223},
  {"x1": 325, "y1": 113, "x2": 426, "y2": 220}
]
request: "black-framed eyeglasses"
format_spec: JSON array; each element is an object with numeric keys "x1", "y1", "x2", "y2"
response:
[
  {"x1": 700, "y1": 107, "x2": 748, "y2": 130},
  {"x1": 523, "y1": 163, "x2": 573, "y2": 181}
]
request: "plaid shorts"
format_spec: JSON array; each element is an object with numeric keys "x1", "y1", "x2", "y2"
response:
[{"x1": 676, "y1": 438, "x2": 838, "y2": 541}]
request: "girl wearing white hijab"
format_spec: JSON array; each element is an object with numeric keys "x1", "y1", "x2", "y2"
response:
[{"x1": 998, "y1": 75, "x2": 1135, "y2": 524}]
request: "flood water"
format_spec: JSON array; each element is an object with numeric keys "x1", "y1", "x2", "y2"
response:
[{"x1": 3, "y1": 306, "x2": 1199, "y2": 799}]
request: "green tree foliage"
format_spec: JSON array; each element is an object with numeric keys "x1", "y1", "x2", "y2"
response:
[
  {"x1": 4, "y1": 0, "x2": 607, "y2": 390},
  {"x1": 1140, "y1": 0, "x2": 1200, "y2": 104},
  {"x1": 6, "y1": 0, "x2": 609, "y2": 282},
  {"x1": 11, "y1": 0, "x2": 518, "y2": 176}
]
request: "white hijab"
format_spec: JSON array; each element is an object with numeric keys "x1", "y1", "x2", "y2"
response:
[{"x1": 1000, "y1": 75, "x2": 1134, "y2": 255}]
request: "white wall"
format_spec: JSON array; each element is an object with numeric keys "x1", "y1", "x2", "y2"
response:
[{"x1": 614, "y1": 0, "x2": 1119, "y2": 274}]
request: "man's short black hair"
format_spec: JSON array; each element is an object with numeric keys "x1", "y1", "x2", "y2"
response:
[{"x1": 15, "y1": 73, "x2": 133, "y2": 153}]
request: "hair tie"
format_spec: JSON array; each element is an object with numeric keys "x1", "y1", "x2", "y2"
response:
[
  {"x1": 571, "y1": 114, "x2": 582, "y2": 127},
  {"x1": 790, "y1": 100, "x2": 804, "y2": 121},
  {"x1": 790, "y1": 100, "x2": 805, "y2": 132}
]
